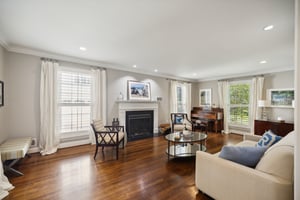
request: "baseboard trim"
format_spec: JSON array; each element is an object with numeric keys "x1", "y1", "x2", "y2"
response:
[
  {"x1": 28, "y1": 147, "x2": 40, "y2": 154},
  {"x1": 58, "y1": 139, "x2": 91, "y2": 149}
]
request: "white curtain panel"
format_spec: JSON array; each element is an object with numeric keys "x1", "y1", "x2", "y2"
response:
[
  {"x1": 169, "y1": 80, "x2": 178, "y2": 113},
  {"x1": 185, "y1": 82, "x2": 192, "y2": 119},
  {"x1": 250, "y1": 77, "x2": 264, "y2": 133},
  {"x1": 0, "y1": 154, "x2": 14, "y2": 199},
  {"x1": 39, "y1": 60, "x2": 59, "y2": 155},
  {"x1": 90, "y1": 68, "x2": 107, "y2": 144},
  {"x1": 218, "y1": 81, "x2": 229, "y2": 133}
]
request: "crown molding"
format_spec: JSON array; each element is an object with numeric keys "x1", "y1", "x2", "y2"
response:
[
  {"x1": 196, "y1": 67, "x2": 295, "y2": 82},
  {"x1": 0, "y1": 34, "x2": 9, "y2": 50},
  {"x1": 6, "y1": 45, "x2": 194, "y2": 82}
]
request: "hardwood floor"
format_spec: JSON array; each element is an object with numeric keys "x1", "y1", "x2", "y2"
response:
[{"x1": 4, "y1": 133, "x2": 242, "y2": 200}]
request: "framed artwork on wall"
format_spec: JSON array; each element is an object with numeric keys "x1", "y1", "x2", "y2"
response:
[
  {"x1": 127, "y1": 80, "x2": 151, "y2": 101},
  {"x1": 267, "y1": 88, "x2": 294, "y2": 108},
  {"x1": 199, "y1": 88, "x2": 211, "y2": 107},
  {"x1": 0, "y1": 81, "x2": 3, "y2": 107}
]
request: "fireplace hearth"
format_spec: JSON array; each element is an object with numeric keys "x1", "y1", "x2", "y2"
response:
[{"x1": 126, "y1": 110, "x2": 154, "y2": 141}]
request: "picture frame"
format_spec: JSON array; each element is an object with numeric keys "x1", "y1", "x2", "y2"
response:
[
  {"x1": 199, "y1": 88, "x2": 211, "y2": 107},
  {"x1": 128, "y1": 80, "x2": 151, "y2": 101},
  {"x1": 0, "y1": 81, "x2": 3, "y2": 107},
  {"x1": 267, "y1": 88, "x2": 294, "y2": 108}
]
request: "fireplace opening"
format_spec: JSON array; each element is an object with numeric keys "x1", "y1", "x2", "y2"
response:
[{"x1": 126, "y1": 110, "x2": 154, "y2": 141}]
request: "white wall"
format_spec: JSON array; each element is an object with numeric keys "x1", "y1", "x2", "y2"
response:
[
  {"x1": 106, "y1": 69, "x2": 170, "y2": 127},
  {"x1": 0, "y1": 46, "x2": 6, "y2": 143}
]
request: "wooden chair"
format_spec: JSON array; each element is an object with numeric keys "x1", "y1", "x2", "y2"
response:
[
  {"x1": 170, "y1": 113, "x2": 193, "y2": 133},
  {"x1": 91, "y1": 119, "x2": 125, "y2": 160}
]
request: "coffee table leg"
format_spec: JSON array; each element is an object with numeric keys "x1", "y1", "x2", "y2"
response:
[{"x1": 168, "y1": 141, "x2": 170, "y2": 160}]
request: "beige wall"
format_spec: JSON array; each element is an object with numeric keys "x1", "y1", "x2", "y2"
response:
[
  {"x1": 196, "y1": 70, "x2": 295, "y2": 124},
  {"x1": 195, "y1": 80, "x2": 219, "y2": 107},
  {"x1": 107, "y1": 69, "x2": 170, "y2": 126},
  {"x1": 4, "y1": 51, "x2": 41, "y2": 139},
  {"x1": 264, "y1": 70, "x2": 294, "y2": 122},
  {"x1": 3, "y1": 51, "x2": 172, "y2": 141},
  {"x1": 0, "y1": 45, "x2": 6, "y2": 143}
]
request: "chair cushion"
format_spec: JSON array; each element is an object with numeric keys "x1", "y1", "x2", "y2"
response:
[
  {"x1": 219, "y1": 146, "x2": 268, "y2": 168},
  {"x1": 98, "y1": 131, "x2": 125, "y2": 144},
  {"x1": 256, "y1": 130, "x2": 281, "y2": 147},
  {"x1": 92, "y1": 119, "x2": 106, "y2": 132}
]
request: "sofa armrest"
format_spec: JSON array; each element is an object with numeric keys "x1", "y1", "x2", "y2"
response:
[
  {"x1": 243, "y1": 134, "x2": 261, "y2": 142},
  {"x1": 195, "y1": 151, "x2": 293, "y2": 200}
]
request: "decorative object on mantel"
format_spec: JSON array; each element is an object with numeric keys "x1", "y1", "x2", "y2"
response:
[
  {"x1": 267, "y1": 88, "x2": 294, "y2": 108},
  {"x1": 0, "y1": 81, "x2": 3, "y2": 107},
  {"x1": 118, "y1": 92, "x2": 124, "y2": 100},
  {"x1": 127, "y1": 80, "x2": 151, "y2": 101},
  {"x1": 112, "y1": 118, "x2": 119, "y2": 126}
]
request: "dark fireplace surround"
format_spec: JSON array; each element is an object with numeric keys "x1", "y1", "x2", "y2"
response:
[{"x1": 126, "y1": 110, "x2": 154, "y2": 141}]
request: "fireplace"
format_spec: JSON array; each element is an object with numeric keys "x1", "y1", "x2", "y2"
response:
[
  {"x1": 126, "y1": 110, "x2": 154, "y2": 141},
  {"x1": 118, "y1": 100, "x2": 158, "y2": 145}
]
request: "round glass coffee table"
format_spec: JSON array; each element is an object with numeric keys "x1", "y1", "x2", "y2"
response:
[{"x1": 165, "y1": 131, "x2": 207, "y2": 160}]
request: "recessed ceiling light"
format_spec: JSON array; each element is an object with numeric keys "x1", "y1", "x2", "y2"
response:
[
  {"x1": 79, "y1": 46, "x2": 87, "y2": 51},
  {"x1": 193, "y1": 73, "x2": 197, "y2": 76},
  {"x1": 260, "y1": 60, "x2": 267, "y2": 64},
  {"x1": 263, "y1": 25, "x2": 274, "y2": 31},
  {"x1": 132, "y1": 65, "x2": 137, "y2": 68},
  {"x1": 154, "y1": 69, "x2": 158, "y2": 72}
]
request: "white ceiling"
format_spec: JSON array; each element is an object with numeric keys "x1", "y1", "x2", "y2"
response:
[{"x1": 0, "y1": 0, "x2": 295, "y2": 81}]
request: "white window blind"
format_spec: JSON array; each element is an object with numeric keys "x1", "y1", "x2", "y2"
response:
[{"x1": 57, "y1": 68, "x2": 92, "y2": 134}]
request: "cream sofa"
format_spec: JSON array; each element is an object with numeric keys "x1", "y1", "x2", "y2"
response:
[{"x1": 195, "y1": 131, "x2": 294, "y2": 200}]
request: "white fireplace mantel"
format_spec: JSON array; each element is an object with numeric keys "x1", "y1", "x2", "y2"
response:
[{"x1": 117, "y1": 100, "x2": 159, "y2": 144}]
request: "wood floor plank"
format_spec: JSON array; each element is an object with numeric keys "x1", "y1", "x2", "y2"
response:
[{"x1": 4, "y1": 133, "x2": 242, "y2": 200}]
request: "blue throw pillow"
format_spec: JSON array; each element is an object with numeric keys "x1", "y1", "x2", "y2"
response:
[
  {"x1": 219, "y1": 146, "x2": 268, "y2": 168},
  {"x1": 256, "y1": 130, "x2": 282, "y2": 147}
]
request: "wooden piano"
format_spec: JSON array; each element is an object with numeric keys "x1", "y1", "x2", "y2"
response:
[{"x1": 191, "y1": 107, "x2": 224, "y2": 133}]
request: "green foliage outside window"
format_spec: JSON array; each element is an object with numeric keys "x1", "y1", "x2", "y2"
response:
[{"x1": 229, "y1": 83, "x2": 250, "y2": 126}]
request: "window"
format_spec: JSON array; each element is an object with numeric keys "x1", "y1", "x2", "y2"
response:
[
  {"x1": 176, "y1": 84, "x2": 187, "y2": 112},
  {"x1": 57, "y1": 68, "x2": 92, "y2": 135},
  {"x1": 229, "y1": 81, "x2": 251, "y2": 127}
]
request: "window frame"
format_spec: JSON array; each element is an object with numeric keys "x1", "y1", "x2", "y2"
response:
[
  {"x1": 175, "y1": 83, "x2": 187, "y2": 113},
  {"x1": 228, "y1": 80, "x2": 252, "y2": 128},
  {"x1": 56, "y1": 66, "x2": 93, "y2": 138}
]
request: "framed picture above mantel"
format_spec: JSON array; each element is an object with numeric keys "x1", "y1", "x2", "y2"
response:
[
  {"x1": 127, "y1": 80, "x2": 151, "y2": 101},
  {"x1": 267, "y1": 88, "x2": 294, "y2": 108}
]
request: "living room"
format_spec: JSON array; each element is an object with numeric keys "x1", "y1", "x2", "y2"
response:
[{"x1": 0, "y1": 1, "x2": 299, "y2": 199}]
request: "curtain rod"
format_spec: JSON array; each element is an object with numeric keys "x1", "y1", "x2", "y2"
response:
[
  {"x1": 40, "y1": 57, "x2": 106, "y2": 70},
  {"x1": 166, "y1": 78, "x2": 191, "y2": 84},
  {"x1": 40, "y1": 57, "x2": 59, "y2": 62},
  {"x1": 218, "y1": 74, "x2": 264, "y2": 82}
]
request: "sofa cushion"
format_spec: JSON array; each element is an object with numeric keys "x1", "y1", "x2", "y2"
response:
[
  {"x1": 219, "y1": 146, "x2": 268, "y2": 168},
  {"x1": 255, "y1": 131, "x2": 294, "y2": 181},
  {"x1": 256, "y1": 130, "x2": 281, "y2": 147}
]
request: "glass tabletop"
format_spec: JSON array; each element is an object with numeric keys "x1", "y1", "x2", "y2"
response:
[{"x1": 165, "y1": 131, "x2": 207, "y2": 142}]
